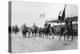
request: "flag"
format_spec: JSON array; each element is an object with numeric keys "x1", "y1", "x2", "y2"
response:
[{"x1": 58, "y1": 4, "x2": 66, "y2": 22}]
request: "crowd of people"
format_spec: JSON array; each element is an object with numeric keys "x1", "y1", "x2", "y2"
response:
[{"x1": 9, "y1": 20, "x2": 78, "y2": 41}]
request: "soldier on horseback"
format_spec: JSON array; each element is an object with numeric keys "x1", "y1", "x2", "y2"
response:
[
  {"x1": 44, "y1": 23, "x2": 52, "y2": 38},
  {"x1": 21, "y1": 23, "x2": 28, "y2": 38},
  {"x1": 14, "y1": 25, "x2": 19, "y2": 34},
  {"x1": 32, "y1": 23, "x2": 38, "y2": 37},
  {"x1": 66, "y1": 20, "x2": 73, "y2": 41}
]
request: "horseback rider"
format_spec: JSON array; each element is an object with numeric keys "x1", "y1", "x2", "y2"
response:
[
  {"x1": 65, "y1": 19, "x2": 73, "y2": 41},
  {"x1": 69, "y1": 20, "x2": 73, "y2": 41},
  {"x1": 21, "y1": 23, "x2": 28, "y2": 38},
  {"x1": 32, "y1": 23, "x2": 38, "y2": 37},
  {"x1": 44, "y1": 23, "x2": 52, "y2": 37},
  {"x1": 59, "y1": 25, "x2": 65, "y2": 40},
  {"x1": 14, "y1": 25, "x2": 19, "y2": 34}
]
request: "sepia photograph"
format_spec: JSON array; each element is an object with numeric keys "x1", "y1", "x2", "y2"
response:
[{"x1": 8, "y1": 1, "x2": 78, "y2": 53}]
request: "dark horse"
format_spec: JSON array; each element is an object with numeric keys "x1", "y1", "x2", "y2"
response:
[
  {"x1": 32, "y1": 27, "x2": 38, "y2": 37},
  {"x1": 38, "y1": 28, "x2": 45, "y2": 37},
  {"x1": 44, "y1": 24, "x2": 52, "y2": 38},
  {"x1": 22, "y1": 27, "x2": 32, "y2": 38},
  {"x1": 59, "y1": 26, "x2": 65, "y2": 40},
  {"x1": 12, "y1": 25, "x2": 19, "y2": 34},
  {"x1": 66, "y1": 21, "x2": 73, "y2": 41},
  {"x1": 59, "y1": 21, "x2": 74, "y2": 41},
  {"x1": 21, "y1": 24, "x2": 28, "y2": 38},
  {"x1": 22, "y1": 27, "x2": 28, "y2": 38}
]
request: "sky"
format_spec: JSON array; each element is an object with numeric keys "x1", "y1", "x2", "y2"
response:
[{"x1": 12, "y1": 1, "x2": 78, "y2": 27}]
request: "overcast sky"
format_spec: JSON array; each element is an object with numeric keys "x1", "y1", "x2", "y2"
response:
[{"x1": 12, "y1": 1, "x2": 78, "y2": 27}]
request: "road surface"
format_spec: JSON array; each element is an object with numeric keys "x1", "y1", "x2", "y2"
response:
[{"x1": 11, "y1": 33, "x2": 78, "y2": 53}]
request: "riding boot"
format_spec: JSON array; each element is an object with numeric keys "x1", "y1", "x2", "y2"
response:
[{"x1": 71, "y1": 36, "x2": 73, "y2": 41}]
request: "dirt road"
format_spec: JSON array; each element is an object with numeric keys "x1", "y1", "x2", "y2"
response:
[{"x1": 11, "y1": 33, "x2": 78, "y2": 53}]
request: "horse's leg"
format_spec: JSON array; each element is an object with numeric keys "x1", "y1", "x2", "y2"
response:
[
  {"x1": 35, "y1": 33, "x2": 37, "y2": 36},
  {"x1": 40, "y1": 32, "x2": 42, "y2": 37},
  {"x1": 43, "y1": 33, "x2": 45, "y2": 38},
  {"x1": 59, "y1": 34, "x2": 61, "y2": 40},
  {"x1": 39, "y1": 32, "x2": 40, "y2": 37},
  {"x1": 40, "y1": 33, "x2": 42, "y2": 37},
  {"x1": 28, "y1": 32, "x2": 30, "y2": 38},
  {"x1": 71, "y1": 31, "x2": 73, "y2": 41},
  {"x1": 63, "y1": 32, "x2": 65, "y2": 40},
  {"x1": 45, "y1": 34, "x2": 47, "y2": 38},
  {"x1": 22, "y1": 32, "x2": 24, "y2": 38},
  {"x1": 43, "y1": 32, "x2": 45, "y2": 37},
  {"x1": 48, "y1": 33, "x2": 49, "y2": 38},
  {"x1": 48, "y1": 33, "x2": 50, "y2": 38},
  {"x1": 34, "y1": 33, "x2": 36, "y2": 37},
  {"x1": 42, "y1": 33, "x2": 44, "y2": 37},
  {"x1": 24, "y1": 33, "x2": 26, "y2": 38},
  {"x1": 49, "y1": 33, "x2": 51, "y2": 38},
  {"x1": 47, "y1": 33, "x2": 49, "y2": 38},
  {"x1": 34, "y1": 33, "x2": 35, "y2": 37},
  {"x1": 29, "y1": 32, "x2": 31, "y2": 38},
  {"x1": 30, "y1": 32, "x2": 32, "y2": 37},
  {"x1": 32, "y1": 32, "x2": 33, "y2": 37},
  {"x1": 46, "y1": 34, "x2": 48, "y2": 38},
  {"x1": 43, "y1": 33, "x2": 45, "y2": 37},
  {"x1": 23, "y1": 34, "x2": 24, "y2": 38},
  {"x1": 15, "y1": 31, "x2": 17, "y2": 34},
  {"x1": 67, "y1": 35, "x2": 69, "y2": 41},
  {"x1": 52, "y1": 33, "x2": 54, "y2": 39},
  {"x1": 32, "y1": 33, "x2": 34, "y2": 37},
  {"x1": 71, "y1": 36, "x2": 73, "y2": 41},
  {"x1": 64, "y1": 34, "x2": 66, "y2": 41},
  {"x1": 23, "y1": 34, "x2": 26, "y2": 38}
]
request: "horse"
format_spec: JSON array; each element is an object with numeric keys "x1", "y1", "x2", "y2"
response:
[
  {"x1": 38, "y1": 28, "x2": 42, "y2": 37},
  {"x1": 12, "y1": 25, "x2": 19, "y2": 34},
  {"x1": 31, "y1": 27, "x2": 38, "y2": 37},
  {"x1": 27, "y1": 27, "x2": 32, "y2": 38},
  {"x1": 66, "y1": 23, "x2": 73, "y2": 41},
  {"x1": 22, "y1": 27, "x2": 28, "y2": 38},
  {"x1": 50, "y1": 27, "x2": 55, "y2": 39},
  {"x1": 44, "y1": 26, "x2": 52, "y2": 38},
  {"x1": 59, "y1": 26, "x2": 65, "y2": 40},
  {"x1": 59, "y1": 21, "x2": 74, "y2": 41},
  {"x1": 38, "y1": 28, "x2": 45, "y2": 37}
]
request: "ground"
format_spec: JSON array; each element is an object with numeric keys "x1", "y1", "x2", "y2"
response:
[{"x1": 11, "y1": 32, "x2": 78, "y2": 53}]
